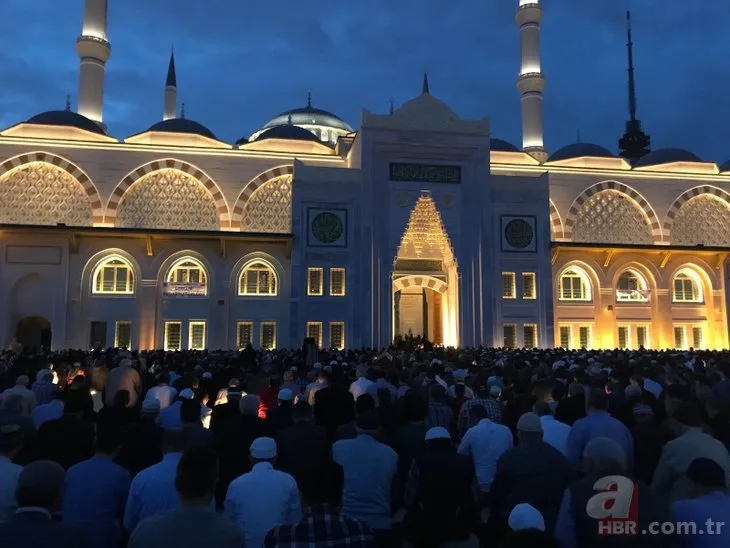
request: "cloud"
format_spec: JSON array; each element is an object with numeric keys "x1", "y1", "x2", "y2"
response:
[{"x1": 1, "y1": 0, "x2": 728, "y2": 160}]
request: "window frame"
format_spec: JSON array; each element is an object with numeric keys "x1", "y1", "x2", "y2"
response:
[
  {"x1": 165, "y1": 257, "x2": 208, "y2": 297},
  {"x1": 92, "y1": 256, "x2": 135, "y2": 295},
  {"x1": 616, "y1": 270, "x2": 649, "y2": 303},
  {"x1": 522, "y1": 272, "x2": 537, "y2": 300},
  {"x1": 164, "y1": 321, "x2": 182, "y2": 351},
  {"x1": 188, "y1": 321, "x2": 207, "y2": 350},
  {"x1": 502, "y1": 272, "x2": 516, "y2": 299},
  {"x1": 238, "y1": 260, "x2": 278, "y2": 297},
  {"x1": 523, "y1": 323, "x2": 537, "y2": 349},
  {"x1": 306, "y1": 321, "x2": 323, "y2": 347},
  {"x1": 672, "y1": 270, "x2": 703, "y2": 303},
  {"x1": 307, "y1": 267, "x2": 324, "y2": 296},
  {"x1": 261, "y1": 321, "x2": 277, "y2": 350},
  {"x1": 329, "y1": 321, "x2": 345, "y2": 350},
  {"x1": 330, "y1": 268, "x2": 346, "y2": 297},
  {"x1": 559, "y1": 268, "x2": 592, "y2": 302},
  {"x1": 503, "y1": 323, "x2": 517, "y2": 349},
  {"x1": 236, "y1": 321, "x2": 254, "y2": 349},
  {"x1": 114, "y1": 320, "x2": 132, "y2": 349}
]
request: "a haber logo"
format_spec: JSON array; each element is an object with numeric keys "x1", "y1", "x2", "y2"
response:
[{"x1": 586, "y1": 475, "x2": 639, "y2": 536}]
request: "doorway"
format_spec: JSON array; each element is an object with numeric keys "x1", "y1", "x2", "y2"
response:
[{"x1": 16, "y1": 316, "x2": 52, "y2": 351}]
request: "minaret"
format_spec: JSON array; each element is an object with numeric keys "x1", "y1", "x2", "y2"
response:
[
  {"x1": 76, "y1": 0, "x2": 111, "y2": 124},
  {"x1": 516, "y1": 0, "x2": 547, "y2": 162},
  {"x1": 618, "y1": 11, "x2": 651, "y2": 161},
  {"x1": 163, "y1": 50, "x2": 177, "y2": 120}
]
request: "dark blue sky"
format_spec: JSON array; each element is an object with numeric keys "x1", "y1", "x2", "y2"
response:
[{"x1": 2, "y1": 0, "x2": 728, "y2": 161}]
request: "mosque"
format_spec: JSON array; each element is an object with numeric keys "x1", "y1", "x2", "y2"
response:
[{"x1": 1, "y1": 0, "x2": 729, "y2": 352}]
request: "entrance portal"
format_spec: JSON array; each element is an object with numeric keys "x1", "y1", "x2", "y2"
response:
[
  {"x1": 394, "y1": 286, "x2": 444, "y2": 344},
  {"x1": 16, "y1": 316, "x2": 52, "y2": 351}
]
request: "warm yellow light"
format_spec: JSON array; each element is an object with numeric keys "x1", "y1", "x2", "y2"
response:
[{"x1": 521, "y1": 63, "x2": 541, "y2": 75}]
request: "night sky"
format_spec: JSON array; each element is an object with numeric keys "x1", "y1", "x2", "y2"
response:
[{"x1": 2, "y1": 0, "x2": 728, "y2": 161}]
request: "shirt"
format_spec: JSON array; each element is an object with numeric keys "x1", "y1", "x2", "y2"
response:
[
  {"x1": 0, "y1": 456, "x2": 22, "y2": 524},
  {"x1": 671, "y1": 491, "x2": 730, "y2": 548},
  {"x1": 565, "y1": 411, "x2": 634, "y2": 470},
  {"x1": 264, "y1": 504, "x2": 378, "y2": 548},
  {"x1": 31, "y1": 381, "x2": 60, "y2": 406},
  {"x1": 62, "y1": 455, "x2": 131, "y2": 548},
  {"x1": 145, "y1": 385, "x2": 177, "y2": 410},
  {"x1": 1, "y1": 385, "x2": 36, "y2": 416},
  {"x1": 540, "y1": 415, "x2": 571, "y2": 456},
  {"x1": 457, "y1": 419, "x2": 513, "y2": 492},
  {"x1": 31, "y1": 399, "x2": 64, "y2": 429},
  {"x1": 123, "y1": 452, "x2": 182, "y2": 534},
  {"x1": 349, "y1": 378, "x2": 375, "y2": 401},
  {"x1": 426, "y1": 402, "x2": 454, "y2": 433},
  {"x1": 224, "y1": 461, "x2": 302, "y2": 548},
  {"x1": 129, "y1": 506, "x2": 244, "y2": 548},
  {"x1": 457, "y1": 397, "x2": 502, "y2": 438},
  {"x1": 158, "y1": 401, "x2": 183, "y2": 429},
  {"x1": 332, "y1": 434, "x2": 398, "y2": 531}
]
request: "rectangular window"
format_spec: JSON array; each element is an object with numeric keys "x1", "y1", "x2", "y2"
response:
[
  {"x1": 559, "y1": 325, "x2": 571, "y2": 349},
  {"x1": 523, "y1": 324, "x2": 537, "y2": 349},
  {"x1": 236, "y1": 321, "x2": 253, "y2": 349},
  {"x1": 636, "y1": 325, "x2": 649, "y2": 349},
  {"x1": 578, "y1": 326, "x2": 591, "y2": 349},
  {"x1": 89, "y1": 321, "x2": 107, "y2": 349},
  {"x1": 261, "y1": 322, "x2": 277, "y2": 350},
  {"x1": 522, "y1": 273, "x2": 536, "y2": 299},
  {"x1": 674, "y1": 325, "x2": 686, "y2": 349},
  {"x1": 164, "y1": 321, "x2": 182, "y2": 351},
  {"x1": 306, "y1": 321, "x2": 323, "y2": 347},
  {"x1": 692, "y1": 326, "x2": 704, "y2": 349},
  {"x1": 307, "y1": 268, "x2": 323, "y2": 296},
  {"x1": 330, "y1": 268, "x2": 346, "y2": 296},
  {"x1": 188, "y1": 321, "x2": 206, "y2": 350},
  {"x1": 503, "y1": 324, "x2": 517, "y2": 349},
  {"x1": 115, "y1": 321, "x2": 132, "y2": 349},
  {"x1": 617, "y1": 325, "x2": 630, "y2": 350},
  {"x1": 330, "y1": 322, "x2": 345, "y2": 350},
  {"x1": 502, "y1": 272, "x2": 516, "y2": 299}
]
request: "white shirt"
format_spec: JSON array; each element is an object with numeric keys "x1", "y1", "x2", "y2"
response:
[
  {"x1": 124, "y1": 453, "x2": 182, "y2": 534},
  {"x1": 349, "y1": 377, "x2": 375, "y2": 400},
  {"x1": 145, "y1": 385, "x2": 178, "y2": 410},
  {"x1": 458, "y1": 418, "x2": 513, "y2": 492},
  {"x1": 224, "y1": 462, "x2": 301, "y2": 548},
  {"x1": 540, "y1": 415, "x2": 571, "y2": 456},
  {"x1": 0, "y1": 456, "x2": 22, "y2": 524}
]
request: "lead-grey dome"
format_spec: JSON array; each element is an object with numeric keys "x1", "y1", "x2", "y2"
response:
[
  {"x1": 635, "y1": 148, "x2": 702, "y2": 167},
  {"x1": 27, "y1": 110, "x2": 107, "y2": 135},
  {"x1": 255, "y1": 124, "x2": 323, "y2": 144},
  {"x1": 263, "y1": 106, "x2": 353, "y2": 132},
  {"x1": 491, "y1": 138, "x2": 520, "y2": 153},
  {"x1": 147, "y1": 118, "x2": 217, "y2": 140},
  {"x1": 548, "y1": 143, "x2": 614, "y2": 162}
]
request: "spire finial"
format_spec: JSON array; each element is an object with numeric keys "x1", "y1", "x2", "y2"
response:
[
  {"x1": 180, "y1": 103, "x2": 186, "y2": 119},
  {"x1": 422, "y1": 72, "x2": 430, "y2": 95},
  {"x1": 166, "y1": 47, "x2": 177, "y2": 88},
  {"x1": 626, "y1": 11, "x2": 636, "y2": 122},
  {"x1": 389, "y1": 98, "x2": 395, "y2": 115},
  {"x1": 65, "y1": 94, "x2": 71, "y2": 112},
  {"x1": 307, "y1": 90, "x2": 312, "y2": 108},
  {"x1": 287, "y1": 111, "x2": 293, "y2": 125},
  {"x1": 576, "y1": 128, "x2": 581, "y2": 143}
]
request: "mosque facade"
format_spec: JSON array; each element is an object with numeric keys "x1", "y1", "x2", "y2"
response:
[{"x1": 1, "y1": 0, "x2": 729, "y2": 351}]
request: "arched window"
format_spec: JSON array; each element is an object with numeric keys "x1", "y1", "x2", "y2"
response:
[
  {"x1": 559, "y1": 268, "x2": 591, "y2": 301},
  {"x1": 616, "y1": 270, "x2": 649, "y2": 302},
  {"x1": 165, "y1": 258, "x2": 208, "y2": 296},
  {"x1": 672, "y1": 269, "x2": 703, "y2": 303},
  {"x1": 92, "y1": 256, "x2": 134, "y2": 295},
  {"x1": 239, "y1": 261, "x2": 278, "y2": 296}
]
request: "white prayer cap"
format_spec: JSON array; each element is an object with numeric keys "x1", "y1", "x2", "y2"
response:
[
  {"x1": 278, "y1": 389, "x2": 293, "y2": 401},
  {"x1": 330, "y1": 360, "x2": 338, "y2": 366},
  {"x1": 453, "y1": 369, "x2": 468, "y2": 380},
  {"x1": 517, "y1": 412, "x2": 543, "y2": 433},
  {"x1": 141, "y1": 398, "x2": 160, "y2": 414},
  {"x1": 179, "y1": 388, "x2": 195, "y2": 400},
  {"x1": 430, "y1": 359, "x2": 442, "y2": 366},
  {"x1": 489, "y1": 385, "x2": 501, "y2": 397},
  {"x1": 425, "y1": 427, "x2": 451, "y2": 441},
  {"x1": 202, "y1": 372, "x2": 212, "y2": 380},
  {"x1": 250, "y1": 437, "x2": 277, "y2": 459},
  {"x1": 313, "y1": 362, "x2": 322, "y2": 370},
  {"x1": 552, "y1": 360, "x2": 566, "y2": 370},
  {"x1": 508, "y1": 503, "x2": 546, "y2": 532}
]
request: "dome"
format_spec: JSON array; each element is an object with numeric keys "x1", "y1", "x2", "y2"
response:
[
  {"x1": 26, "y1": 110, "x2": 107, "y2": 135},
  {"x1": 548, "y1": 143, "x2": 614, "y2": 162},
  {"x1": 147, "y1": 118, "x2": 217, "y2": 140},
  {"x1": 635, "y1": 147, "x2": 702, "y2": 167},
  {"x1": 263, "y1": 106, "x2": 353, "y2": 133},
  {"x1": 491, "y1": 138, "x2": 520, "y2": 153},
  {"x1": 255, "y1": 124, "x2": 323, "y2": 143}
]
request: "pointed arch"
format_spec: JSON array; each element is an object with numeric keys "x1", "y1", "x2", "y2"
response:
[
  {"x1": 664, "y1": 185, "x2": 730, "y2": 245},
  {"x1": 549, "y1": 199, "x2": 564, "y2": 240},
  {"x1": 231, "y1": 165, "x2": 294, "y2": 230},
  {"x1": 564, "y1": 181, "x2": 662, "y2": 243},
  {"x1": 105, "y1": 158, "x2": 230, "y2": 227},
  {"x1": 0, "y1": 151, "x2": 103, "y2": 223}
]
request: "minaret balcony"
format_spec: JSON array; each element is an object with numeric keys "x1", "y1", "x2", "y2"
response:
[
  {"x1": 517, "y1": 72, "x2": 546, "y2": 94},
  {"x1": 516, "y1": 3, "x2": 542, "y2": 25},
  {"x1": 76, "y1": 35, "x2": 111, "y2": 61}
]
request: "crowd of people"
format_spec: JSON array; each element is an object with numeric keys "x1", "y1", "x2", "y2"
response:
[{"x1": 0, "y1": 344, "x2": 729, "y2": 547}]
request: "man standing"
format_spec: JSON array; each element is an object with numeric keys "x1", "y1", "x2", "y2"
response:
[
  {"x1": 129, "y1": 447, "x2": 243, "y2": 548},
  {"x1": 105, "y1": 358, "x2": 142, "y2": 408},
  {"x1": 456, "y1": 383, "x2": 502, "y2": 438},
  {"x1": 533, "y1": 402, "x2": 571, "y2": 456},
  {"x1": 0, "y1": 426, "x2": 23, "y2": 524},
  {"x1": 225, "y1": 437, "x2": 302, "y2": 547}
]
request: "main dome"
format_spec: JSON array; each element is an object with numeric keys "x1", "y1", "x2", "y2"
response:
[{"x1": 26, "y1": 110, "x2": 107, "y2": 136}]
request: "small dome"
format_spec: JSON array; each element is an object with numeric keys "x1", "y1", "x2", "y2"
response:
[
  {"x1": 147, "y1": 118, "x2": 217, "y2": 140},
  {"x1": 26, "y1": 110, "x2": 107, "y2": 135},
  {"x1": 548, "y1": 143, "x2": 614, "y2": 162},
  {"x1": 635, "y1": 147, "x2": 702, "y2": 167},
  {"x1": 255, "y1": 124, "x2": 323, "y2": 144},
  {"x1": 491, "y1": 138, "x2": 520, "y2": 153},
  {"x1": 263, "y1": 106, "x2": 353, "y2": 133}
]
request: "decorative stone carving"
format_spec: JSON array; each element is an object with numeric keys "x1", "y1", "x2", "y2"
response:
[
  {"x1": 672, "y1": 195, "x2": 730, "y2": 246},
  {"x1": 572, "y1": 190, "x2": 652, "y2": 245},
  {"x1": 241, "y1": 176, "x2": 292, "y2": 234},
  {"x1": 116, "y1": 169, "x2": 218, "y2": 231},
  {"x1": 0, "y1": 163, "x2": 92, "y2": 226}
]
